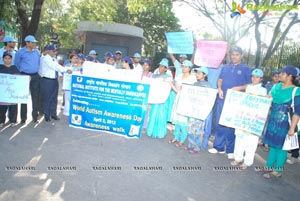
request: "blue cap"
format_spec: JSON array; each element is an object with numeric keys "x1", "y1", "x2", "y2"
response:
[
  {"x1": 159, "y1": 58, "x2": 169, "y2": 67},
  {"x1": 86, "y1": 55, "x2": 95, "y2": 61},
  {"x1": 272, "y1": 70, "x2": 280, "y2": 75},
  {"x1": 3, "y1": 36, "x2": 16, "y2": 43},
  {"x1": 105, "y1": 52, "x2": 115, "y2": 60},
  {"x1": 3, "y1": 51, "x2": 12, "y2": 58},
  {"x1": 143, "y1": 58, "x2": 151, "y2": 65},
  {"x1": 251, "y1": 68, "x2": 264, "y2": 78},
  {"x1": 24, "y1": 35, "x2": 38, "y2": 43},
  {"x1": 279, "y1": 65, "x2": 298, "y2": 77},
  {"x1": 133, "y1": 53, "x2": 141, "y2": 58},
  {"x1": 115, "y1": 50, "x2": 122, "y2": 55},
  {"x1": 89, "y1": 50, "x2": 98, "y2": 55},
  {"x1": 122, "y1": 56, "x2": 133, "y2": 64},
  {"x1": 296, "y1": 68, "x2": 300, "y2": 76},
  {"x1": 181, "y1": 60, "x2": 193, "y2": 68},
  {"x1": 77, "y1": 53, "x2": 85, "y2": 60},
  {"x1": 43, "y1": 45, "x2": 49, "y2": 51},
  {"x1": 46, "y1": 45, "x2": 57, "y2": 51},
  {"x1": 194, "y1": 66, "x2": 209, "y2": 75},
  {"x1": 179, "y1": 54, "x2": 188, "y2": 58},
  {"x1": 231, "y1": 46, "x2": 243, "y2": 54}
]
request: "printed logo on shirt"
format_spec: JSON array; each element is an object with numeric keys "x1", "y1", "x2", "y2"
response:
[
  {"x1": 237, "y1": 70, "x2": 242, "y2": 75},
  {"x1": 77, "y1": 77, "x2": 83, "y2": 83}
]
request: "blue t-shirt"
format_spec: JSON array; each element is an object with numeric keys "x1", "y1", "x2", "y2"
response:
[{"x1": 219, "y1": 62, "x2": 251, "y2": 97}]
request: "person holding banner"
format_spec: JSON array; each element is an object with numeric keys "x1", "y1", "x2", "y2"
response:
[
  {"x1": 146, "y1": 58, "x2": 172, "y2": 138},
  {"x1": 186, "y1": 66, "x2": 212, "y2": 153},
  {"x1": 63, "y1": 54, "x2": 80, "y2": 116},
  {"x1": 142, "y1": 58, "x2": 153, "y2": 78},
  {"x1": 169, "y1": 53, "x2": 188, "y2": 79},
  {"x1": 169, "y1": 60, "x2": 197, "y2": 147},
  {"x1": 263, "y1": 65, "x2": 300, "y2": 178},
  {"x1": 230, "y1": 69, "x2": 267, "y2": 169},
  {"x1": 39, "y1": 45, "x2": 72, "y2": 122},
  {"x1": 0, "y1": 51, "x2": 20, "y2": 127},
  {"x1": 122, "y1": 57, "x2": 134, "y2": 70},
  {"x1": 208, "y1": 46, "x2": 251, "y2": 159},
  {"x1": 15, "y1": 35, "x2": 41, "y2": 124}
]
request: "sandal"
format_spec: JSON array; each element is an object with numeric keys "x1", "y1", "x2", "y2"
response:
[
  {"x1": 168, "y1": 139, "x2": 177, "y2": 144},
  {"x1": 240, "y1": 163, "x2": 248, "y2": 170},
  {"x1": 263, "y1": 171, "x2": 282, "y2": 179},
  {"x1": 189, "y1": 150, "x2": 199, "y2": 154},
  {"x1": 231, "y1": 160, "x2": 242, "y2": 166},
  {"x1": 263, "y1": 146, "x2": 270, "y2": 152},
  {"x1": 175, "y1": 142, "x2": 184, "y2": 147},
  {"x1": 184, "y1": 146, "x2": 192, "y2": 150}
]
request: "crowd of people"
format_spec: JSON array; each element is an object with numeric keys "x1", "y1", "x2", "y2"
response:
[{"x1": 0, "y1": 34, "x2": 300, "y2": 179}]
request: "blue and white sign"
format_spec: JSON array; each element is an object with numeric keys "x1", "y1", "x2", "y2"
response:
[
  {"x1": 69, "y1": 75, "x2": 150, "y2": 138},
  {"x1": 165, "y1": 32, "x2": 194, "y2": 54},
  {"x1": 0, "y1": 73, "x2": 30, "y2": 104}
]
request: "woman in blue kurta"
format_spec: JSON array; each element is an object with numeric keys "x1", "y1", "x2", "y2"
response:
[
  {"x1": 146, "y1": 58, "x2": 172, "y2": 138},
  {"x1": 263, "y1": 65, "x2": 300, "y2": 178}
]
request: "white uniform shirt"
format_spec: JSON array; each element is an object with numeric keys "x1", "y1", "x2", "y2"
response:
[
  {"x1": 39, "y1": 54, "x2": 66, "y2": 78},
  {"x1": 133, "y1": 63, "x2": 143, "y2": 72}
]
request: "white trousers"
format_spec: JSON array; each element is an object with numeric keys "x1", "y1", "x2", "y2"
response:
[
  {"x1": 234, "y1": 131, "x2": 259, "y2": 166},
  {"x1": 63, "y1": 91, "x2": 70, "y2": 116}
]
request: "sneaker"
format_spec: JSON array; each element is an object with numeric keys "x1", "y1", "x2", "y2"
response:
[
  {"x1": 208, "y1": 148, "x2": 225, "y2": 154},
  {"x1": 9, "y1": 123, "x2": 17, "y2": 127},
  {"x1": 0, "y1": 123, "x2": 4, "y2": 128},
  {"x1": 227, "y1": 153, "x2": 235, "y2": 160},
  {"x1": 286, "y1": 158, "x2": 296, "y2": 164}
]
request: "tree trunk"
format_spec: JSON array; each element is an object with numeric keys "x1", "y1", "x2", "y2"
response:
[{"x1": 15, "y1": 0, "x2": 45, "y2": 46}]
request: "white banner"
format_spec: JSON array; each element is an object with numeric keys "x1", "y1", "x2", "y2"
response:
[
  {"x1": 219, "y1": 89, "x2": 272, "y2": 136},
  {"x1": 176, "y1": 84, "x2": 217, "y2": 120},
  {"x1": 0, "y1": 73, "x2": 30, "y2": 104}
]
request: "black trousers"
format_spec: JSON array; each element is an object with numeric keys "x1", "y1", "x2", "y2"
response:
[
  {"x1": 41, "y1": 77, "x2": 59, "y2": 118},
  {"x1": 20, "y1": 73, "x2": 40, "y2": 122},
  {"x1": 0, "y1": 104, "x2": 18, "y2": 123}
]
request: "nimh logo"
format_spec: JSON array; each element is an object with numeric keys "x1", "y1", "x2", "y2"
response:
[{"x1": 230, "y1": 1, "x2": 246, "y2": 18}]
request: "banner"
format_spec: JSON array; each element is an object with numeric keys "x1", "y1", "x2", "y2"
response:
[
  {"x1": 176, "y1": 84, "x2": 217, "y2": 120},
  {"x1": 219, "y1": 89, "x2": 271, "y2": 136},
  {"x1": 194, "y1": 40, "x2": 227, "y2": 68},
  {"x1": 0, "y1": 73, "x2": 30, "y2": 104},
  {"x1": 69, "y1": 75, "x2": 150, "y2": 138},
  {"x1": 141, "y1": 76, "x2": 171, "y2": 104},
  {"x1": 165, "y1": 32, "x2": 194, "y2": 54}
]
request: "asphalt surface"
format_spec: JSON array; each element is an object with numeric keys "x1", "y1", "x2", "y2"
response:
[{"x1": 0, "y1": 93, "x2": 300, "y2": 201}]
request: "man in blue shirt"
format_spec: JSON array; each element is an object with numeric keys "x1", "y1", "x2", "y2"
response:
[
  {"x1": 15, "y1": 35, "x2": 41, "y2": 123},
  {"x1": 209, "y1": 46, "x2": 252, "y2": 159}
]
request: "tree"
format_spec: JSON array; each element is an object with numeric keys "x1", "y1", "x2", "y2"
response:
[
  {"x1": 173, "y1": 0, "x2": 300, "y2": 69},
  {"x1": 15, "y1": 0, "x2": 45, "y2": 45}
]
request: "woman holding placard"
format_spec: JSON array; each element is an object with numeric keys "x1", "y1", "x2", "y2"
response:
[{"x1": 263, "y1": 65, "x2": 300, "y2": 178}]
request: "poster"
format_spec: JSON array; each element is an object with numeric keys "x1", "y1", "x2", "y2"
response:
[
  {"x1": 176, "y1": 84, "x2": 217, "y2": 120},
  {"x1": 0, "y1": 73, "x2": 30, "y2": 104},
  {"x1": 165, "y1": 32, "x2": 194, "y2": 54},
  {"x1": 219, "y1": 89, "x2": 271, "y2": 136},
  {"x1": 194, "y1": 40, "x2": 227, "y2": 68}
]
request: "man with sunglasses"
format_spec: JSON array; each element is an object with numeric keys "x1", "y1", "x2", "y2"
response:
[{"x1": 0, "y1": 35, "x2": 17, "y2": 65}]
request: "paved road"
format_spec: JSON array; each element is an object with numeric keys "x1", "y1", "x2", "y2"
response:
[{"x1": 0, "y1": 93, "x2": 299, "y2": 201}]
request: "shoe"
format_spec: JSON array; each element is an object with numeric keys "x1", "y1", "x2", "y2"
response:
[
  {"x1": 264, "y1": 171, "x2": 282, "y2": 179},
  {"x1": 45, "y1": 117, "x2": 51, "y2": 122},
  {"x1": 33, "y1": 118, "x2": 39, "y2": 123},
  {"x1": 168, "y1": 139, "x2": 178, "y2": 144},
  {"x1": 286, "y1": 158, "x2": 296, "y2": 164},
  {"x1": 208, "y1": 148, "x2": 225, "y2": 154},
  {"x1": 227, "y1": 153, "x2": 234, "y2": 160},
  {"x1": 51, "y1": 116, "x2": 60, "y2": 120},
  {"x1": 0, "y1": 123, "x2": 4, "y2": 128},
  {"x1": 231, "y1": 160, "x2": 242, "y2": 166},
  {"x1": 9, "y1": 123, "x2": 17, "y2": 127},
  {"x1": 21, "y1": 120, "x2": 26, "y2": 124}
]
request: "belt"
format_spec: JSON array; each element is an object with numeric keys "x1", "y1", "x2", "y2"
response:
[
  {"x1": 20, "y1": 72, "x2": 38, "y2": 76},
  {"x1": 42, "y1": 77, "x2": 56, "y2": 80}
]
